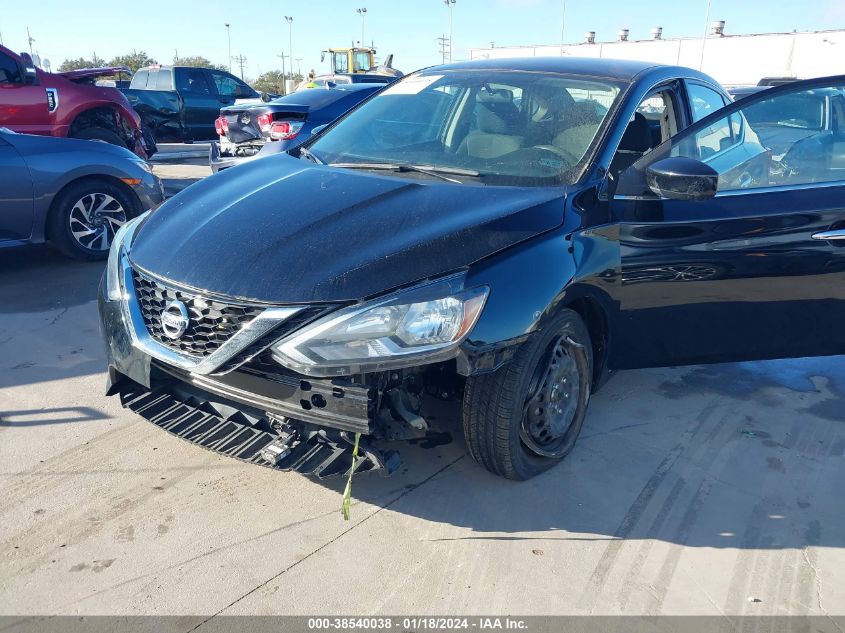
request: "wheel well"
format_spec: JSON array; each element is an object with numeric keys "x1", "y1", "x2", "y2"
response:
[
  {"x1": 566, "y1": 297, "x2": 609, "y2": 389},
  {"x1": 68, "y1": 107, "x2": 121, "y2": 136},
  {"x1": 45, "y1": 175, "x2": 139, "y2": 241}
]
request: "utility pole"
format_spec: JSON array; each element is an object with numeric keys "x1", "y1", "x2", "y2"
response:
[
  {"x1": 232, "y1": 54, "x2": 247, "y2": 80},
  {"x1": 356, "y1": 8, "x2": 367, "y2": 46},
  {"x1": 284, "y1": 16, "x2": 294, "y2": 84},
  {"x1": 437, "y1": 35, "x2": 449, "y2": 65},
  {"x1": 26, "y1": 27, "x2": 35, "y2": 56},
  {"x1": 444, "y1": 0, "x2": 455, "y2": 63},
  {"x1": 295, "y1": 58, "x2": 302, "y2": 77},
  {"x1": 225, "y1": 23, "x2": 232, "y2": 73}
]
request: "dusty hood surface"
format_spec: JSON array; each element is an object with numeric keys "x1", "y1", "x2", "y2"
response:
[{"x1": 129, "y1": 154, "x2": 566, "y2": 304}]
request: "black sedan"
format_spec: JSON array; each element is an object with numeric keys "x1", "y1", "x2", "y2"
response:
[
  {"x1": 0, "y1": 128, "x2": 164, "y2": 260},
  {"x1": 100, "y1": 58, "x2": 845, "y2": 480},
  {"x1": 209, "y1": 83, "x2": 383, "y2": 172}
]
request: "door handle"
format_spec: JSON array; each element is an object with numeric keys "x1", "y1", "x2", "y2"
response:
[{"x1": 811, "y1": 229, "x2": 845, "y2": 241}]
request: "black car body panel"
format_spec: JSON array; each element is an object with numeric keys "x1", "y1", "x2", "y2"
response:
[
  {"x1": 130, "y1": 153, "x2": 567, "y2": 303},
  {"x1": 100, "y1": 58, "x2": 845, "y2": 478}
]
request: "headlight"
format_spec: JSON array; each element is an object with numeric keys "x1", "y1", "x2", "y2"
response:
[
  {"x1": 271, "y1": 276, "x2": 488, "y2": 376},
  {"x1": 106, "y1": 211, "x2": 149, "y2": 302}
]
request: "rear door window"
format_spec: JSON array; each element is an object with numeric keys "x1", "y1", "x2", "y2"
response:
[
  {"x1": 688, "y1": 83, "x2": 728, "y2": 122},
  {"x1": 155, "y1": 68, "x2": 173, "y2": 90}
]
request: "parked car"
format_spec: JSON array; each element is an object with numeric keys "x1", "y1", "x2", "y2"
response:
[
  {"x1": 99, "y1": 58, "x2": 845, "y2": 481},
  {"x1": 727, "y1": 85, "x2": 770, "y2": 101},
  {"x1": 0, "y1": 45, "x2": 152, "y2": 158},
  {"x1": 0, "y1": 128, "x2": 163, "y2": 260},
  {"x1": 210, "y1": 83, "x2": 384, "y2": 172},
  {"x1": 121, "y1": 65, "x2": 272, "y2": 143}
]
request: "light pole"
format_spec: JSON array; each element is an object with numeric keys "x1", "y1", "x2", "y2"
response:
[
  {"x1": 699, "y1": 0, "x2": 713, "y2": 70},
  {"x1": 284, "y1": 16, "x2": 294, "y2": 83},
  {"x1": 444, "y1": 0, "x2": 455, "y2": 63},
  {"x1": 356, "y1": 8, "x2": 367, "y2": 46},
  {"x1": 560, "y1": 0, "x2": 566, "y2": 55},
  {"x1": 277, "y1": 53, "x2": 287, "y2": 91},
  {"x1": 225, "y1": 23, "x2": 232, "y2": 73}
]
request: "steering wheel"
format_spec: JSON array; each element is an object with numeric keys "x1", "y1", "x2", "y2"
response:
[{"x1": 531, "y1": 144, "x2": 578, "y2": 167}]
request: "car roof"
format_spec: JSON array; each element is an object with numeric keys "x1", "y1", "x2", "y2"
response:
[{"x1": 427, "y1": 56, "x2": 710, "y2": 84}]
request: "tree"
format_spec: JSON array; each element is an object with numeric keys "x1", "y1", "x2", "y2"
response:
[
  {"x1": 252, "y1": 70, "x2": 286, "y2": 94},
  {"x1": 58, "y1": 54, "x2": 106, "y2": 71},
  {"x1": 173, "y1": 55, "x2": 228, "y2": 71},
  {"x1": 108, "y1": 50, "x2": 157, "y2": 73}
]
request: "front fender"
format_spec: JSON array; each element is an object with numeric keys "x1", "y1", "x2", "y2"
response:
[{"x1": 458, "y1": 219, "x2": 621, "y2": 376}]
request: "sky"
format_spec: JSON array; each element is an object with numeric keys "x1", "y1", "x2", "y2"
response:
[{"x1": 1, "y1": 0, "x2": 843, "y2": 80}]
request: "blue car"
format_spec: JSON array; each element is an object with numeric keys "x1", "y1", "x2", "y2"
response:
[
  {"x1": 0, "y1": 128, "x2": 164, "y2": 260},
  {"x1": 101, "y1": 58, "x2": 845, "y2": 480},
  {"x1": 209, "y1": 83, "x2": 384, "y2": 172}
]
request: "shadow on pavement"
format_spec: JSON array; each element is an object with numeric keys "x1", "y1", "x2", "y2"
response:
[
  {"x1": 0, "y1": 406, "x2": 111, "y2": 426},
  {"x1": 309, "y1": 356, "x2": 845, "y2": 553},
  {"x1": 0, "y1": 246, "x2": 103, "y2": 314}
]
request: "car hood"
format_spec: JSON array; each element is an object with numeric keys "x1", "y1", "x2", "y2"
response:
[
  {"x1": 129, "y1": 154, "x2": 567, "y2": 304},
  {"x1": 59, "y1": 66, "x2": 131, "y2": 81}
]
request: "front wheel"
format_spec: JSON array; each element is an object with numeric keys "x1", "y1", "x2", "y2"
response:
[
  {"x1": 47, "y1": 179, "x2": 139, "y2": 261},
  {"x1": 462, "y1": 309, "x2": 593, "y2": 480}
]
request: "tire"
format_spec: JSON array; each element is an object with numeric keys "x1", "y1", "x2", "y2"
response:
[
  {"x1": 462, "y1": 308, "x2": 593, "y2": 480},
  {"x1": 71, "y1": 126, "x2": 128, "y2": 149},
  {"x1": 47, "y1": 179, "x2": 139, "y2": 261}
]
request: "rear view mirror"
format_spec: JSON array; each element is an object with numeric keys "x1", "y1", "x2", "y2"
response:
[
  {"x1": 646, "y1": 156, "x2": 718, "y2": 201},
  {"x1": 18, "y1": 52, "x2": 38, "y2": 85}
]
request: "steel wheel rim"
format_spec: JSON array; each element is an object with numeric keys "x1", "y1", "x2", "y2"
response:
[
  {"x1": 68, "y1": 193, "x2": 126, "y2": 251},
  {"x1": 520, "y1": 336, "x2": 581, "y2": 458}
]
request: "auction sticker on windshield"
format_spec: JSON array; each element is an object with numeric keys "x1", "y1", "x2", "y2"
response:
[{"x1": 383, "y1": 75, "x2": 443, "y2": 95}]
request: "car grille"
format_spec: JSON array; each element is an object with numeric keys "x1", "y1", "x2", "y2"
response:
[{"x1": 132, "y1": 269, "x2": 263, "y2": 357}]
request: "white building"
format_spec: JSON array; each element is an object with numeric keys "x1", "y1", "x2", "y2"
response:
[{"x1": 470, "y1": 22, "x2": 845, "y2": 87}]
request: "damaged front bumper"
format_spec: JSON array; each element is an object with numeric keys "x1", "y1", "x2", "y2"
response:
[{"x1": 98, "y1": 277, "x2": 405, "y2": 477}]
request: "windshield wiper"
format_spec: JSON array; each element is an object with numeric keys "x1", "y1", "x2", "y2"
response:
[
  {"x1": 330, "y1": 161, "x2": 479, "y2": 184},
  {"x1": 298, "y1": 146, "x2": 325, "y2": 165}
]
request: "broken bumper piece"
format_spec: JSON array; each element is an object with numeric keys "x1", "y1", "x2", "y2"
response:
[{"x1": 117, "y1": 379, "x2": 401, "y2": 479}]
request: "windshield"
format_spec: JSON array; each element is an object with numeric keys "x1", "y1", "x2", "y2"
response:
[{"x1": 308, "y1": 69, "x2": 622, "y2": 186}]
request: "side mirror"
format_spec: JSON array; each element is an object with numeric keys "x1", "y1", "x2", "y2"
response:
[
  {"x1": 18, "y1": 52, "x2": 38, "y2": 85},
  {"x1": 320, "y1": 51, "x2": 326, "y2": 63},
  {"x1": 260, "y1": 92, "x2": 272, "y2": 103},
  {"x1": 646, "y1": 156, "x2": 718, "y2": 202}
]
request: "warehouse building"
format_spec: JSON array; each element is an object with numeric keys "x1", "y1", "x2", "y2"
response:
[{"x1": 470, "y1": 22, "x2": 845, "y2": 87}]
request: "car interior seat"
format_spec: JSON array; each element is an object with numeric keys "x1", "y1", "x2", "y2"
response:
[
  {"x1": 608, "y1": 112, "x2": 655, "y2": 183},
  {"x1": 458, "y1": 89, "x2": 524, "y2": 159}
]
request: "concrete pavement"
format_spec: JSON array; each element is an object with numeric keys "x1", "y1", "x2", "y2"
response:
[{"x1": 1, "y1": 245, "x2": 844, "y2": 619}]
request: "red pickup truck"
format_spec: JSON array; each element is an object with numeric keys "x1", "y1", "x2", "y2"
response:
[{"x1": 0, "y1": 45, "x2": 152, "y2": 158}]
